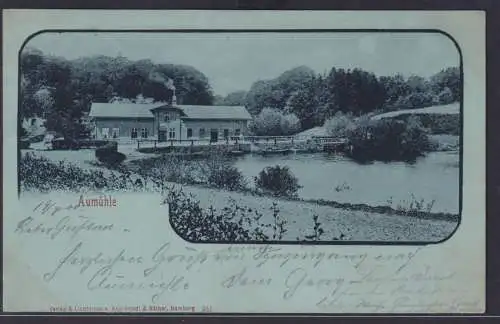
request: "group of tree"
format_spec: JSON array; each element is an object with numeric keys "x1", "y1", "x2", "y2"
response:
[
  {"x1": 217, "y1": 65, "x2": 460, "y2": 132},
  {"x1": 20, "y1": 46, "x2": 460, "y2": 139},
  {"x1": 20, "y1": 47, "x2": 215, "y2": 139},
  {"x1": 249, "y1": 108, "x2": 301, "y2": 136}
]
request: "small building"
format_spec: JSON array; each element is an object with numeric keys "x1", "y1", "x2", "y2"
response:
[
  {"x1": 88, "y1": 102, "x2": 252, "y2": 142},
  {"x1": 22, "y1": 116, "x2": 46, "y2": 137}
]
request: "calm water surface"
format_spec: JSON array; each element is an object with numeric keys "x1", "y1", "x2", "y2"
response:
[{"x1": 233, "y1": 151, "x2": 460, "y2": 214}]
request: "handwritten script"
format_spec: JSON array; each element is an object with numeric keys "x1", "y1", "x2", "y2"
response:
[{"x1": 8, "y1": 198, "x2": 481, "y2": 313}]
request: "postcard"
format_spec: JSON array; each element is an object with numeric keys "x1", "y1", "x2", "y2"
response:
[{"x1": 3, "y1": 10, "x2": 485, "y2": 313}]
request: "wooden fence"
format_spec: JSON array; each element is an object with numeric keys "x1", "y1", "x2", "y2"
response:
[{"x1": 136, "y1": 135, "x2": 346, "y2": 150}]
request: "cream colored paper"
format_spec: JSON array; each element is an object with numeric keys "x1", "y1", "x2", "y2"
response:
[{"x1": 3, "y1": 10, "x2": 485, "y2": 313}]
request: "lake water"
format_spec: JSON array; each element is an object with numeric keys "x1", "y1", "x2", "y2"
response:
[{"x1": 233, "y1": 151, "x2": 460, "y2": 214}]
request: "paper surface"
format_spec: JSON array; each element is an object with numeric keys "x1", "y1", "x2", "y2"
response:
[{"x1": 3, "y1": 10, "x2": 485, "y2": 313}]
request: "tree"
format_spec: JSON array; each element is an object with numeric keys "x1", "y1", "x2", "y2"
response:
[
  {"x1": 284, "y1": 83, "x2": 319, "y2": 130},
  {"x1": 20, "y1": 48, "x2": 217, "y2": 140},
  {"x1": 245, "y1": 66, "x2": 316, "y2": 116},
  {"x1": 219, "y1": 90, "x2": 247, "y2": 106},
  {"x1": 437, "y1": 87, "x2": 454, "y2": 105},
  {"x1": 430, "y1": 67, "x2": 461, "y2": 102},
  {"x1": 326, "y1": 68, "x2": 387, "y2": 116},
  {"x1": 33, "y1": 88, "x2": 55, "y2": 118},
  {"x1": 280, "y1": 113, "x2": 301, "y2": 135},
  {"x1": 324, "y1": 112, "x2": 355, "y2": 138},
  {"x1": 249, "y1": 108, "x2": 301, "y2": 136}
]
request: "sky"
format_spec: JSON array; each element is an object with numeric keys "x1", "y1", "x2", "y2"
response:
[{"x1": 25, "y1": 32, "x2": 460, "y2": 96}]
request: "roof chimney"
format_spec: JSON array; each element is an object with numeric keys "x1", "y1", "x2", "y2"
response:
[{"x1": 172, "y1": 91, "x2": 177, "y2": 106}]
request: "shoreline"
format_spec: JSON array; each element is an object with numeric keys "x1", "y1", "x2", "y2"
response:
[{"x1": 20, "y1": 149, "x2": 460, "y2": 223}]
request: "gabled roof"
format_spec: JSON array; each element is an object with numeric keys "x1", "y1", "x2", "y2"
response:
[
  {"x1": 179, "y1": 105, "x2": 252, "y2": 120},
  {"x1": 89, "y1": 103, "x2": 158, "y2": 119},
  {"x1": 89, "y1": 102, "x2": 252, "y2": 120}
]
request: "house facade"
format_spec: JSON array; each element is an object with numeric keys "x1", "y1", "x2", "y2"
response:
[{"x1": 89, "y1": 102, "x2": 252, "y2": 142}]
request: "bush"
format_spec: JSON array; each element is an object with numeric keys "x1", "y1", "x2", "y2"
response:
[
  {"x1": 166, "y1": 186, "x2": 271, "y2": 242},
  {"x1": 347, "y1": 116, "x2": 432, "y2": 162},
  {"x1": 51, "y1": 138, "x2": 80, "y2": 150},
  {"x1": 415, "y1": 114, "x2": 460, "y2": 135},
  {"x1": 249, "y1": 108, "x2": 301, "y2": 136},
  {"x1": 254, "y1": 165, "x2": 301, "y2": 197},
  {"x1": 98, "y1": 151, "x2": 126, "y2": 166},
  {"x1": 324, "y1": 112, "x2": 355, "y2": 138},
  {"x1": 19, "y1": 153, "x2": 141, "y2": 192},
  {"x1": 95, "y1": 141, "x2": 125, "y2": 166},
  {"x1": 208, "y1": 165, "x2": 247, "y2": 191}
]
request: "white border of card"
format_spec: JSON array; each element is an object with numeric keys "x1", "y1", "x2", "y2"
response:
[{"x1": 3, "y1": 10, "x2": 485, "y2": 313}]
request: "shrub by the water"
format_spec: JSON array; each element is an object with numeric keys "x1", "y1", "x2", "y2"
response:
[
  {"x1": 415, "y1": 114, "x2": 460, "y2": 136},
  {"x1": 347, "y1": 116, "x2": 432, "y2": 162},
  {"x1": 20, "y1": 153, "x2": 140, "y2": 192},
  {"x1": 208, "y1": 165, "x2": 247, "y2": 191},
  {"x1": 254, "y1": 165, "x2": 301, "y2": 197},
  {"x1": 95, "y1": 141, "x2": 125, "y2": 167},
  {"x1": 97, "y1": 151, "x2": 126, "y2": 167},
  {"x1": 132, "y1": 152, "x2": 247, "y2": 190},
  {"x1": 249, "y1": 108, "x2": 301, "y2": 136},
  {"x1": 324, "y1": 112, "x2": 355, "y2": 138}
]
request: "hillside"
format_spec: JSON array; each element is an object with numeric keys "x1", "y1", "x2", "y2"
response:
[{"x1": 371, "y1": 102, "x2": 460, "y2": 120}]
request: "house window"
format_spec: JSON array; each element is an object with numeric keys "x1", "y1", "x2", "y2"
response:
[
  {"x1": 187, "y1": 128, "x2": 193, "y2": 138},
  {"x1": 112, "y1": 128, "x2": 119, "y2": 138},
  {"x1": 224, "y1": 129, "x2": 229, "y2": 139},
  {"x1": 102, "y1": 128, "x2": 109, "y2": 139},
  {"x1": 235, "y1": 129, "x2": 241, "y2": 136},
  {"x1": 141, "y1": 128, "x2": 148, "y2": 138},
  {"x1": 131, "y1": 128, "x2": 138, "y2": 139},
  {"x1": 199, "y1": 128, "x2": 206, "y2": 138},
  {"x1": 164, "y1": 114, "x2": 170, "y2": 122},
  {"x1": 168, "y1": 128, "x2": 176, "y2": 139}
]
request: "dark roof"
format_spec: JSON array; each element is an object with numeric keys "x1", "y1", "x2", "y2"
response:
[
  {"x1": 179, "y1": 105, "x2": 251, "y2": 120},
  {"x1": 89, "y1": 103, "x2": 159, "y2": 118},
  {"x1": 89, "y1": 103, "x2": 252, "y2": 120}
]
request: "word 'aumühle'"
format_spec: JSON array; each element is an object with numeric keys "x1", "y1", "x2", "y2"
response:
[{"x1": 77, "y1": 195, "x2": 117, "y2": 208}]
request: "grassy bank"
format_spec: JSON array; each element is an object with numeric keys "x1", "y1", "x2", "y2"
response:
[
  {"x1": 19, "y1": 153, "x2": 459, "y2": 242},
  {"x1": 168, "y1": 183, "x2": 458, "y2": 242},
  {"x1": 129, "y1": 153, "x2": 458, "y2": 220}
]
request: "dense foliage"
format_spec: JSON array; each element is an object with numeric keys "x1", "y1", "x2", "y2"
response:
[
  {"x1": 324, "y1": 112, "x2": 356, "y2": 138},
  {"x1": 237, "y1": 66, "x2": 460, "y2": 131},
  {"x1": 396, "y1": 114, "x2": 460, "y2": 136},
  {"x1": 207, "y1": 165, "x2": 247, "y2": 191},
  {"x1": 167, "y1": 186, "x2": 271, "y2": 242},
  {"x1": 20, "y1": 47, "x2": 215, "y2": 139},
  {"x1": 20, "y1": 153, "x2": 137, "y2": 192},
  {"x1": 254, "y1": 165, "x2": 301, "y2": 197},
  {"x1": 95, "y1": 141, "x2": 126, "y2": 166},
  {"x1": 249, "y1": 108, "x2": 301, "y2": 136},
  {"x1": 20, "y1": 46, "x2": 460, "y2": 139},
  {"x1": 346, "y1": 116, "x2": 432, "y2": 162}
]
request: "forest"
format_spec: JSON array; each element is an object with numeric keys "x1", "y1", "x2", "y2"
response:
[{"x1": 20, "y1": 46, "x2": 461, "y2": 138}]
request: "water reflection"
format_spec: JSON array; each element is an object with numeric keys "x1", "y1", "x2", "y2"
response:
[{"x1": 233, "y1": 151, "x2": 460, "y2": 214}]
